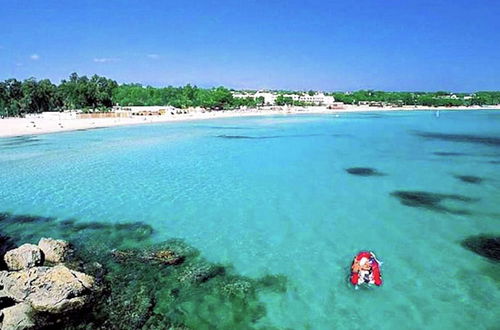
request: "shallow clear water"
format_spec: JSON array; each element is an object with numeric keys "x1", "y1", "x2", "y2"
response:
[{"x1": 0, "y1": 111, "x2": 499, "y2": 329}]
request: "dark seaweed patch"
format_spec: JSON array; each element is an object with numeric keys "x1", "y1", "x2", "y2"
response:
[
  {"x1": 345, "y1": 167, "x2": 385, "y2": 176},
  {"x1": 0, "y1": 212, "x2": 53, "y2": 224},
  {"x1": 414, "y1": 131, "x2": 500, "y2": 147},
  {"x1": 0, "y1": 135, "x2": 41, "y2": 146},
  {"x1": 433, "y1": 152, "x2": 468, "y2": 157},
  {"x1": 0, "y1": 136, "x2": 49, "y2": 150},
  {"x1": 0, "y1": 212, "x2": 287, "y2": 329},
  {"x1": 217, "y1": 133, "x2": 324, "y2": 140},
  {"x1": 454, "y1": 175, "x2": 483, "y2": 184},
  {"x1": 202, "y1": 126, "x2": 253, "y2": 130},
  {"x1": 390, "y1": 191, "x2": 477, "y2": 214},
  {"x1": 0, "y1": 234, "x2": 16, "y2": 270},
  {"x1": 461, "y1": 235, "x2": 500, "y2": 262},
  {"x1": 74, "y1": 127, "x2": 106, "y2": 132}
]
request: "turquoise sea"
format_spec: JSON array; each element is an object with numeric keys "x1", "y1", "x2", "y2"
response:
[{"x1": 0, "y1": 110, "x2": 499, "y2": 329}]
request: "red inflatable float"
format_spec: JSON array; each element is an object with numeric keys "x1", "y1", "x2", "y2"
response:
[{"x1": 350, "y1": 251, "x2": 382, "y2": 286}]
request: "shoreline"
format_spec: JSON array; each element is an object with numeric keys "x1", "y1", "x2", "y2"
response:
[{"x1": 0, "y1": 105, "x2": 498, "y2": 138}]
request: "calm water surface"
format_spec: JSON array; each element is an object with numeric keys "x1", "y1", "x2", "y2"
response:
[{"x1": 1, "y1": 111, "x2": 499, "y2": 329}]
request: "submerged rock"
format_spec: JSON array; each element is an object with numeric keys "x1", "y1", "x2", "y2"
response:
[
  {"x1": 0, "y1": 265, "x2": 95, "y2": 313},
  {"x1": 112, "y1": 248, "x2": 185, "y2": 266},
  {"x1": 38, "y1": 237, "x2": 71, "y2": 263},
  {"x1": 391, "y1": 190, "x2": 477, "y2": 214},
  {"x1": 4, "y1": 244, "x2": 43, "y2": 271},
  {"x1": 454, "y1": 175, "x2": 483, "y2": 184},
  {"x1": 345, "y1": 167, "x2": 384, "y2": 176},
  {"x1": 461, "y1": 235, "x2": 500, "y2": 262},
  {"x1": 0, "y1": 302, "x2": 36, "y2": 330},
  {"x1": 178, "y1": 263, "x2": 225, "y2": 283},
  {"x1": 146, "y1": 249, "x2": 185, "y2": 265}
]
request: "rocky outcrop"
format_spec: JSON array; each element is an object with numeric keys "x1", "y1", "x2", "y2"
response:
[
  {"x1": 0, "y1": 265, "x2": 94, "y2": 313},
  {"x1": 0, "y1": 302, "x2": 36, "y2": 330},
  {"x1": 0, "y1": 239, "x2": 96, "y2": 329},
  {"x1": 38, "y1": 238, "x2": 71, "y2": 263},
  {"x1": 4, "y1": 245, "x2": 43, "y2": 271}
]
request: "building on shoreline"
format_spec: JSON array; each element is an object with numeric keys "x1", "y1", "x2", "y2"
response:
[{"x1": 232, "y1": 91, "x2": 335, "y2": 106}]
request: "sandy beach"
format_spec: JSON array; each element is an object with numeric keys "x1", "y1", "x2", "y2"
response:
[{"x1": 0, "y1": 105, "x2": 498, "y2": 138}]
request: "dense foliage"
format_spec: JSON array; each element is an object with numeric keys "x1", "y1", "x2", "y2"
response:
[
  {"x1": 112, "y1": 84, "x2": 246, "y2": 109},
  {"x1": 1, "y1": 73, "x2": 500, "y2": 117},
  {"x1": 331, "y1": 90, "x2": 500, "y2": 107},
  {"x1": 0, "y1": 73, "x2": 117, "y2": 117}
]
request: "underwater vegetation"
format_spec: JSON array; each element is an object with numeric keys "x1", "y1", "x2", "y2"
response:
[
  {"x1": 433, "y1": 152, "x2": 468, "y2": 157},
  {"x1": 413, "y1": 131, "x2": 500, "y2": 147},
  {"x1": 216, "y1": 133, "x2": 325, "y2": 140},
  {"x1": 0, "y1": 212, "x2": 287, "y2": 329},
  {"x1": 202, "y1": 125, "x2": 254, "y2": 130},
  {"x1": 390, "y1": 191, "x2": 478, "y2": 215},
  {"x1": 454, "y1": 175, "x2": 483, "y2": 184},
  {"x1": 0, "y1": 135, "x2": 41, "y2": 146},
  {"x1": 0, "y1": 135, "x2": 48, "y2": 150},
  {"x1": 461, "y1": 235, "x2": 500, "y2": 262},
  {"x1": 345, "y1": 167, "x2": 385, "y2": 176}
]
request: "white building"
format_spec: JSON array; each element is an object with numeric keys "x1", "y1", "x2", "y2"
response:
[
  {"x1": 284, "y1": 92, "x2": 335, "y2": 105},
  {"x1": 232, "y1": 91, "x2": 334, "y2": 106},
  {"x1": 233, "y1": 91, "x2": 277, "y2": 105}
]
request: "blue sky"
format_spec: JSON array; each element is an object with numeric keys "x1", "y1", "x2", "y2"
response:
[{"x1": 1, "y1": 0, "x2": 499, "y2": 91}]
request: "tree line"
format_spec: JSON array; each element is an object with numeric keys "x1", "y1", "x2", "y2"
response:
[
  {"x1": 112, "y1": 84, "x2": 263, "y2": 110},
  {"x1": 0, "y1": 73, "x2": 117, "y2": 117},
  {"x1": 330, "y1": 90, "x2": 500, "y2": 107},
  {"x1": 0, "y1": 73, "x2": 260, "y2": 117},
  {"x1": 1, "y1": 73, "x2": 500, "y2": 117}
]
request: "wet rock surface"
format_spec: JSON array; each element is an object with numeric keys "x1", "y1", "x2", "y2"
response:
[
  {"x1": 391, "y1": 190, "x2": 478, "y2": 214},
  {"x1": 345, "y1": 167, "x2": 385, "y2": 176},
  {"x1": 4, "y1": 244, "x2": 43, "y2": 271},
  {"x1": 461, "y1": 235, "x2": 500, "y2": 262},
  {"x1": 0, "y1": 234, "x2": 96, "y2": 330},
  {"x1": 38, "y1": 238, "x2": 71, "y2": 264},
  {"x1": 0, "y1": 302, "x2": 36, "y2": 330},
  {"x1": 0, "y1": 265, "x2": 95, "y2": 313}
]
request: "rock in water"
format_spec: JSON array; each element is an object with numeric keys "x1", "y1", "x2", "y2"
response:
[
  {"x1": 38, "y1": 238, "x2": 71, "y2": 263},
  {"x1": 0, "y1": 303, "x2": 36, "y2": 330},
  {"x1": 0, "y1": 265, "x2": 95, "y2": 313},
  {"x1": 147, "y1": 249, "x2": 185, "y2": 265},
  {"x1": 4, "y1": 244, "x2": 43, "y2": 271}
]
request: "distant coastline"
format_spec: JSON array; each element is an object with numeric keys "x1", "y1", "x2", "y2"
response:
[{"x1": 1, "y1": 105, "x2": 499, "y2": 138}]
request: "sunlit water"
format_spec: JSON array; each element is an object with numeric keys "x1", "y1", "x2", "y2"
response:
[{"x1": 0, "y1": 111, "x2": 499, "y2": 329}]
